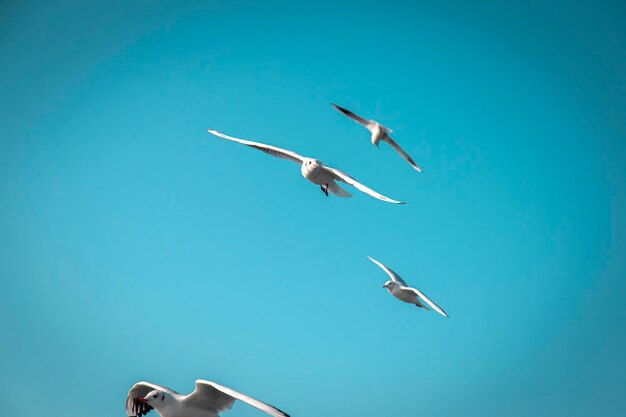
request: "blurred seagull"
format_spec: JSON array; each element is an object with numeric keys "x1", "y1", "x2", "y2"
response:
[
  {"x1": 367, "y1": 256, "x2": 448, "y2": 317},
  {"x1": 126, "y1": 379, "x2": 290, "y2": 417},
  {"x1": 208, "y1": 129, "x2": 405, "y2": 204},
  {"x1": 331, "y1": 103, "x2": 423, "y2": 172}
]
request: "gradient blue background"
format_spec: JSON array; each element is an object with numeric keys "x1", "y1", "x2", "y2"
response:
[{"x1": 1, "y1": 1, "x2": 625, "y2": 416}]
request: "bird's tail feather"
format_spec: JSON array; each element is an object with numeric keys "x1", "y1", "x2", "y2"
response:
[{"x1": 327, "y1": 181, "x2": 353, "y2": 197}]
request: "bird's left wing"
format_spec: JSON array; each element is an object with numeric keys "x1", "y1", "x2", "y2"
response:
[
  {"x1": 183, "y1": 380, "x2": 290, "y2": 417},
  {"x1": 382, "y1": 135, "x2": 423, "y2": 173},
  {"x1": 126, "y1": 382, "x2": 179, "y2": 417},
  {"x1": 406, "y1": 287, "x2": 449, "y2": 317},
  {"x1": 323, "y1": 166, "x2": 405, "y2": 204},
  {"x1": 208, "y1": 129, "x2": 305, "y2": 164},
  {"x1": 367, "y1": 256, "x2": 408, "y2": 286}
]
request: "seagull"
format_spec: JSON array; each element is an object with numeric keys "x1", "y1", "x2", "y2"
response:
[
  {"x1": 331, "y1": 103, "x2": 423, "y2": 172},
  {"x1": 126, "y1": 379, "x2": 290, "y2": 417},
  {"x1": 208, "y1": 129, "x2": 405, "y2": 204},
  {"x1": 367, "y1": 256, "x2": 448, "y2": 317}
]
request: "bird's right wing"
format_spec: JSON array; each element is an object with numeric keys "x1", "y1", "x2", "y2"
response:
[
  {"x1": 126, "y1": 382, "x2": 179, "y2": 417},
  {"x1": 331, "y1": 103, "x2": 372, "y2": 128},
  {"x1": 406, "y1": 287, "x2": 449, "y2": 317},
  {"x1": 383, "y1": 135, "x2": 423, "y2": 173},
  {"x1": 208, "y1": 129, "x2": 305, "y2": 164},
  {"x1": 184, "y1": 380, "x2": 290, "y2": 417},
  {"x1": 324, "y1": 166, "x2": 405, "y2": 204},
  {"x1": 367, "y1": 256, "x2": 408, "y2": 286}
]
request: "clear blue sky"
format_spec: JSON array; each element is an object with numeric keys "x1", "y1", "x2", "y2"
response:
[{"x1": 1, "y1": 1, "x2": 625, "y2": 416}]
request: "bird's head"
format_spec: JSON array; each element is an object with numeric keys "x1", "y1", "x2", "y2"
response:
[
  {"x1": 303, "y1": 158, "x2": 322, "y2": 173},
  {"x1": 383, "y1": 280, "x2": 397, "y2": 290},
  {"x1": 139, "y1": 390, "x2": 170, "y2": 408}
]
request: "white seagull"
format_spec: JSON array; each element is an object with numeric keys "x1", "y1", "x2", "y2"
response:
[
  {"x1": 126, "y1": 379, "x2": 290, "y2": 417},
  {"x1": 331, "y1": 103, "x2": 423, "y2": 173},
  {"x1": 208, "y1": 129, "x2": 405, "y2": 204},
  {"x1": 367, "y1": 256, "x2": 448, "y2": 317}
]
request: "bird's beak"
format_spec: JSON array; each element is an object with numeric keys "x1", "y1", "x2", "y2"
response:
[
  {"x1": 382, "y1": 284, "x2": 387, "y2": 288},
  {"x1": 138, "y1": 397, "x2": 146, "y2": 403}
]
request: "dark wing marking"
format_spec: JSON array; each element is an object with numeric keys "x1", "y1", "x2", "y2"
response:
[{"x1": 331, "y1": 103, "x2": 371, "y2": 127}]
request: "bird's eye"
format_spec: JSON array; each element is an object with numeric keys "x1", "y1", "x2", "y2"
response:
[{"x1": 153, "y1": 394, "x2": 158, "y2": 398}]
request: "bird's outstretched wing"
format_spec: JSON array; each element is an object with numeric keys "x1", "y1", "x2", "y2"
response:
[
  {"x1": 126, "y1": 382, "x2": 179, "y2": 417},
  {"x1": 323, "y1": 166, "x2": 405, "y2": 204},
  {"x1": 367, "y1": 256, "x2": 408, "y2": 286},
  {"x1": 184, "y1": 380, "x2": 290, "y2": 417},
  {"x1": 331, "y1": 103, "x2": 372, "y2": 128},
  {"x1": 406, "y1": 287, "x2": 449, "y2": 317},
  {"x1": 208, "y1": 129, "x2": 305, "y2": 164},
  {"x1": 383, "y1": 135, "x2": 423, "y2": 173}
]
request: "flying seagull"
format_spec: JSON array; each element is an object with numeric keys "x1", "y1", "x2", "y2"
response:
[
  {"x1": 331, "y1": 103, "x2": 423, "y2": 172},
  {"x1": 126, "y1": 379, "x2": 290, "y2": 417},
  {"x1": 367, "y1": 256, "x2": 448, "y2": 317},
  {"x1": 208, "y1": 129, "x2": 405, "y2": 204}
]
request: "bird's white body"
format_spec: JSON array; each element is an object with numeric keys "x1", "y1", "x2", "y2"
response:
[
  {"x1": 368, "y1": 122, "x2": 394, "y2": 147},
  {"x1": 386, "y1": 283, "x2": 422, "y2": 305},
  {"x1": 150, "y1": 395, "x2": 218, "y2": 417},
  {"x1": 147, "y1": 393, "x2": 197, "y2": 417},
  {"x1": 300, "y1": 158, "x2": 330, "y2": 184},
  {"x1": 369, "y1": 122, "x2": 385, "y2": 146}
]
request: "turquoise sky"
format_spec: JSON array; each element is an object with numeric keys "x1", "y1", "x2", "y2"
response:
[{"x1": 1, "y1": 1, "x2": 625, "y2": 416}]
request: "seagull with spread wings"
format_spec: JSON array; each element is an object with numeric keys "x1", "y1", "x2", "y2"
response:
[
  {"x1": 367, "y1": 256, "x2": 448, "y2": 317},
  {"x1": 331, "y1": 103, "x2": 423, "y2": 173},
  {"x1": 126, "y1": 379, "x2": 290, "y2": 417},
  {"x1": 208, "y1": 129, "x2": 405, "y2": 204}
]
